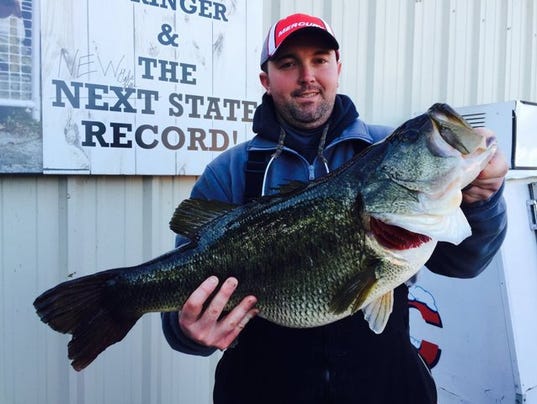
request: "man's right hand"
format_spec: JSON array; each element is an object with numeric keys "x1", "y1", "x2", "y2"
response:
[{"x1": 178, "y1": 276, "x2": 258, "y2": 350}]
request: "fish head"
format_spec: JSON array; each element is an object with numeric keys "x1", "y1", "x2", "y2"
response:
[
  {"x1": 362, "y1": 103, "x2": 497, "y2": 247},
  {"x1": 427, "y1": 103, "x2": 496, "y2": 188},
  {"x1": 329, "y1": 104, "x2": 497, "y2": 334}
]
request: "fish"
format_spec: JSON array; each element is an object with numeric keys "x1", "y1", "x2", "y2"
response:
[{"x1": 33, "y1": 103, "x2": 496, "y2": 371}]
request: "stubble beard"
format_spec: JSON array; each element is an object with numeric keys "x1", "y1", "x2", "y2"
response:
[{"x1": 284, "y1": 98, "x2": 333, "y2": 129}]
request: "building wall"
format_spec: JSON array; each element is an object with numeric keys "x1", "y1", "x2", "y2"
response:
[
  {"x1": 1, "y1": 0, "x2": 536, "y2": 403},
  {"x1": 1, "y1": 175, "x2": 225, "y2": 404},
  {"x1": 274, "y1": 0, "x2": 537, "y2": 126}
]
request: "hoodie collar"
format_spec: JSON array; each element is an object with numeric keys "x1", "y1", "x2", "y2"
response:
[
  {"x1": 252, "y1": 93, "x2": 358, "y2": 142},
  {"x1": 251, "y1": 93, "x2": 372, "y2": 150}
]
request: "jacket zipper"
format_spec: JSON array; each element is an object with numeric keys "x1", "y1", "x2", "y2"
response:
[{"x1": 308, "y1": 165, "x2": 316, "y2": 180}]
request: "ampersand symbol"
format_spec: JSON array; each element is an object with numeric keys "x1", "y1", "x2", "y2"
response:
[{"x1": 158, "y1": 24, "x2": 179, "y2": 47}]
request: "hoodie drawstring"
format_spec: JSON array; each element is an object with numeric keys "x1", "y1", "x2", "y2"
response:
[
  {"x1": 261, "y1": 127, "x2": 287, "y2": 196},
  {"x1": 317, "y1": 123, "x2": 330, "y2": 175},
  {"x1": 261, "y1": 123, "x2": 331, "y2": 196}
]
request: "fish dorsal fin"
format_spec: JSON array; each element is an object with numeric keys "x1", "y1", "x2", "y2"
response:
[
  {"x1": 362, "y1": 291, "x2": 394, "y2": 334},
  {"x1": 274, "y1": 180, "x2": 309, "y2": 195},
  {"x1": 169, "y1": 198, "x2": 237, "y2": 238},
  {"x1": 249, "y1": 180, "x2": 310, "y2": 204},
  {"x1": 329, "y1": 264, "x2": 378, "y2": 315}
]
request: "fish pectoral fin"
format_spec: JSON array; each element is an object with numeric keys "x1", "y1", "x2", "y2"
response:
[
  {"x1": 329, "y1": 273, "x2": 377, "y2": 315},
  {"x1": 169, "y1": 198, "x2": 238, "y2": 238},
  {"x1": 362, "y1": 290, "x2": 394, "y2": 334}
]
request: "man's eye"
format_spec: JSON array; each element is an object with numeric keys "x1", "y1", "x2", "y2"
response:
[{"x1": 278, "y1": 61, "x2": 295, "y2": 69}]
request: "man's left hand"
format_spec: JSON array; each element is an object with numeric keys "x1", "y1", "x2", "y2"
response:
[{"x1": 462, "y1": 128, "x2": 509, "y2": 204}]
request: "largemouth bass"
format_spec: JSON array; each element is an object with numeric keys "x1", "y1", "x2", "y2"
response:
[{"x1": 33, "y1": 103, "x2": 496, "y2": 371}]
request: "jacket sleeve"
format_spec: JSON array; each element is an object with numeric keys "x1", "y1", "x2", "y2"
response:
[{"x1": 425, "y1": 182, "x2": 507, "y2": 278}]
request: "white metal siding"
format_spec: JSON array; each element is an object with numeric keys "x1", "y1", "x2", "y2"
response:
[
  {"x1": 1, "y1": 176, "x2": 223, "y2": 404},
  {"x1": 262, "y1": 0, "x2": 537, "y2": 127},
  {"x1": 2, "y1": 0, "x2": 537, "y2": 403}
]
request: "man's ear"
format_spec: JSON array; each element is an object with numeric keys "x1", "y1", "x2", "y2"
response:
[{"x1": 259, "y1": 71, "x2": 270, "y2": 94}]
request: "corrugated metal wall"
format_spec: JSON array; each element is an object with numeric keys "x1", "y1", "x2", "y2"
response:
[
  {"x1": 269, "y1": 0, "x2": 537, "y2": 127},
  {"x1": 1, "y1": 175, "x2": 225, "y2": 404},
  {"x1": 1, "y1": 1, "x2": 536, "y2": 403}
]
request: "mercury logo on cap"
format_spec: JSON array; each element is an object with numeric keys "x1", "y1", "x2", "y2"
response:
[{"x1": 260, "y1": 13, "x2": 339, "y2": 67}]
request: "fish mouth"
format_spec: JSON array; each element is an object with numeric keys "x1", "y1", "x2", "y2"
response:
[
  {"x1": 427, "y1": 103, "x2": 494, "y2": 156},
  {"x1": 427, "y1": 103, "x2": 497, "y2": 190}
]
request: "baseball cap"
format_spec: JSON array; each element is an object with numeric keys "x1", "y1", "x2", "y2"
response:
[{"x1": 260, "y1": 13, "x2": 339, "y2": 67}]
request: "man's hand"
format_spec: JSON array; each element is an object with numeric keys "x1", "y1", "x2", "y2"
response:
[
  {"x1": 178, "y1": 276, "x2": 258, "y2": 350},
  {"x1": 462, "y1": 128, "x2": 509, "y2": 204}
]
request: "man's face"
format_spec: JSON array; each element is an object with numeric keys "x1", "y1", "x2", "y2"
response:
[{"x1": 260, "y1": 31, "x2": 342, "y2": 130}]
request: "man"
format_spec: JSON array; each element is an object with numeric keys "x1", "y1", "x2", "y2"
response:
[{"x1": 162, "y1": 13, "x2": 508, "y2": 404}]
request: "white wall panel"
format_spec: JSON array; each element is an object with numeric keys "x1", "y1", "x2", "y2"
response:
[
  {"x1": 0, "y1": 175, "x2": 218, "y2": 404},
  {"x1": 282, "y1": 0, "x2": 537, "y2": 125},
  {"x1": 1, "y1": 0, "x2": 537, "y2": 403}
]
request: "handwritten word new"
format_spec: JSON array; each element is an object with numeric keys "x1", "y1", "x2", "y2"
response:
[{"x1": 58, "y1": 49, "x2": 135, "y2": 87}]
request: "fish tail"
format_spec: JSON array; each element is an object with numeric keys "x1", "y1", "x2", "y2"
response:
[{"x1": 33, "y1": 269, "x2": 141, "y2": 371}]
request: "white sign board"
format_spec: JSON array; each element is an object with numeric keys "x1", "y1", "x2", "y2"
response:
[{"x1": 41, "y1": 0, "x2": 262, "y2": 175}]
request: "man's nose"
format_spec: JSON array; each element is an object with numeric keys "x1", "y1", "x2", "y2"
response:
[{"x1": 298, "y1": 64, "x2": 315, "y2": 83}]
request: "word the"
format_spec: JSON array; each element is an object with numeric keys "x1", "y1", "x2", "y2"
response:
[{"x1": 138, "y1": 57, "x2": 196, "y2": 84}]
